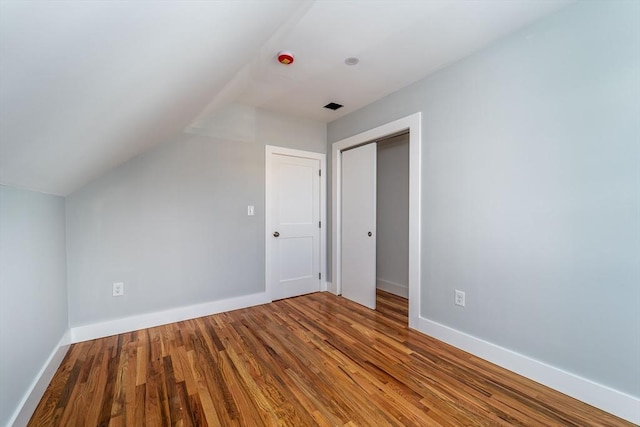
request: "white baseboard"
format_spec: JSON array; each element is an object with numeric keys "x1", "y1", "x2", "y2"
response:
[
  {"x1": 417, "y1": 316, "x2": 640, "y2": 424},
  {"x1": 9, "y1": 330, "x2": 71, "y2": 427},
  {"x1": 70, "y1": 292, "x2": 270, "y2": 343},
  {"x1": 376, "y1": 278, "x2": 408, "y2": 298}
]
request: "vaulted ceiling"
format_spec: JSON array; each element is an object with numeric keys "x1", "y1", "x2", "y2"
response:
[{"x1": 0, "y1": 0, "x2": 571, "y2": 196}]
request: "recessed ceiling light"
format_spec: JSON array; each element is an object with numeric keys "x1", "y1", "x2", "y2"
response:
[
  {"x1": 324, "y1": 102, "x2": 343, "y2": 111},
  {"x1": 345, "y1": 57, "x2": 359, "y2": 66}
]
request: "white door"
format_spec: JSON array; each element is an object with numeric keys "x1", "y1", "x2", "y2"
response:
[
  {"x1": 269, "y1": 154, "x2": 321, "y2": 300},
  {"x1": 341, "y1": 143, "x2": 377, "y2": 309}
]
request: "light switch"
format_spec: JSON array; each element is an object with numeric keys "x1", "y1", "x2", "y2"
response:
[{"x1": 248, "y1": 205, "x2": 254, "y2": 216}]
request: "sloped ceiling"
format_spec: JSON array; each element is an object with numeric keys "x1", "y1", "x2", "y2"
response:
[
  {"x1": 0, "y1": 0, "x2": 571, "y2": 196},
  {"x1": 0, "y1": 0, "x2": 306, "y2": 195}
]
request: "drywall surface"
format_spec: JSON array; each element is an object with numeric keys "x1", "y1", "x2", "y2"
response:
[
  {"x1": 376, "y1": 135, "x2": 409, "y2": 293},
  {"x1": 186, "y1": 103, "x2": 327, "y2": 154},
  {"x1": 66, "y1": 107, "x2": 325, "y2": 327},
  {"x1": 0, "y1": 1, "x2": 304, "y2": 196},
  {"x1": 328, "y1": 0, "x2": 640, "y2": 397},
  {"x1": 0, "y1": 186, "x2": 68, "y2": 426}
]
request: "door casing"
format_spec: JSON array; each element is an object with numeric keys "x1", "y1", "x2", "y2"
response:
[
  {"x1": 265, "y1": 145, "x2": 327, "y2": 301},
  {"x1": 331, "y1": 113, "x2": 422, "y2": 328}
]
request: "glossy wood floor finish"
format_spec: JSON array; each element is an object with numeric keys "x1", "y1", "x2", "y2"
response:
[{"x1": 29, "y1": 291, "x2": 631, "y2": 426}]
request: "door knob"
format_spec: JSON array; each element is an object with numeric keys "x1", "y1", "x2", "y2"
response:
[
  {"x1": 273, "y1": 231, "x2": 280, "y2": 237},
  {"x1": 368, "y1": 231, "x2": 372, "y2": 237}
]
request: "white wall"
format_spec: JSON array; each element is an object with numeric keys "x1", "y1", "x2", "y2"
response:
[
  {"x1": 376, "y1": 135, "x2": 409, "y2": 297},
  {"x1": 0, "y1": 186, "x2": 69, "y2": 427},
  {"x1": 66, "y1": 106, "x2": 325, "y2": 329},
  {"x1": 328, "y1": 0, "x2": 639, "y2": 405}
]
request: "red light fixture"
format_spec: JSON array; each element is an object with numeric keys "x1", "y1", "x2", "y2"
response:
[{"x1": 277, "y1": 51, "x2": 294, "y2": 65}]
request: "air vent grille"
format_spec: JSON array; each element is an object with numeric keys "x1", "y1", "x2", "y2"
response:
[{"x1": 323, "y1": 102, "x2": 343, "y2": 111}]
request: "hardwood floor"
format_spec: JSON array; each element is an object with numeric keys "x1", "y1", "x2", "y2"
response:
[{"x1": 29, "y1": 291, "x2": 631, "y2": 426}]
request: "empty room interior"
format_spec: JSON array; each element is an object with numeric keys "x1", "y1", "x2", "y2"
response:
[{"x1": 1, "y1": 0, "x2": 639, "y2": 425}]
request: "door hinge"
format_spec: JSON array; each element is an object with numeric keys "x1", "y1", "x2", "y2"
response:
[
  {"x1": 319, "y1": 169, "x2": 321, "y2": 177},
  {"x1": 319, "y1": 221, "x2": 321, "y2": 228},
  {"x1": 318, "y1": 273, "x2": 321, "y2": 280}
]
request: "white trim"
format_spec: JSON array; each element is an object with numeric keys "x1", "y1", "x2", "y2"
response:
[
  {"x1": 376, "y1": 279, "x2": 408, "y2": 298},
  {"x1": 331, "y1": 113, "x2": 421, "y2": 327},
  {"x1": 9, "y1": 330, "x2": 71, "y2": 427},
  {"x1": 265, "y1": 145, "x2": 327, "y2": 300},
  {"x1": 417, "y1": 316, "x2": 640, "y2": 425},
  {"x1": 70, "y1": 292, "x2": 269, "y2": 343}
]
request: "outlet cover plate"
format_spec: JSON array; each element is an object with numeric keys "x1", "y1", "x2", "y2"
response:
[
  {"x1": 113, "y1": 282, "x2": 124, "y2": 297},
  {"x1": 455, "y1": 290, "x2": 465, "y2": 307}
]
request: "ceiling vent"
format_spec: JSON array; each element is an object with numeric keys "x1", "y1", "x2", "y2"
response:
[{"x1": 323, "y1": 102, "x2": 343, "y2": 111}]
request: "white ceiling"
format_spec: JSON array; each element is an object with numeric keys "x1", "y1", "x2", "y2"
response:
[{"x1": 0, "y1": 0, "x2": 571, "y2": 196}]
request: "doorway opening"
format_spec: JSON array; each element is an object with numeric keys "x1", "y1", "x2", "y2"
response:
[
  {"x1": 376, "y1": 132, "x2": 410, "y2": 300},
  {"x1": 331, "y1": 112, "x2": 421, "y2": 329}
]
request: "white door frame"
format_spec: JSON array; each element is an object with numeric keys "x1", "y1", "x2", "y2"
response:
[
  {"x1": 331, "y1": 112, "x2": 421, "y2": 328},
  {"x1": 265, "y1": 145, "x2": 327, "y2": 301}
]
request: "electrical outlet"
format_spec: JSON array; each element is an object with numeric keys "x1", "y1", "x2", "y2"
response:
[
  {"x1": 247, "y1": 205, "x2": 254, "y2": 216},
  {"x1": 455, "y1": 290, "x2": 465, "y2": 307},
  {"x1": 113, "y1": 282, "x2": 124, "y2": 297}
]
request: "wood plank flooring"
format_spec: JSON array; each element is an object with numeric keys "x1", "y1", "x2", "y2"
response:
[{"x1": 29, "y1": 291, "x2": 632, "y2": 426}]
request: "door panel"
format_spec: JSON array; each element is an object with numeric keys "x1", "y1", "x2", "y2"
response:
[
  {"x1": 279, "y1": 237, "x2": 314, "y2": 281},
  {"x1": 341, "y1": 143, "x2": 377, "y2": 309},
  {"x1": 279, "y1": 164, "x2": 314, "y2": 224},
  {"x1": 271, "y1": 154, "x2": 320, "y2": 300}
]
